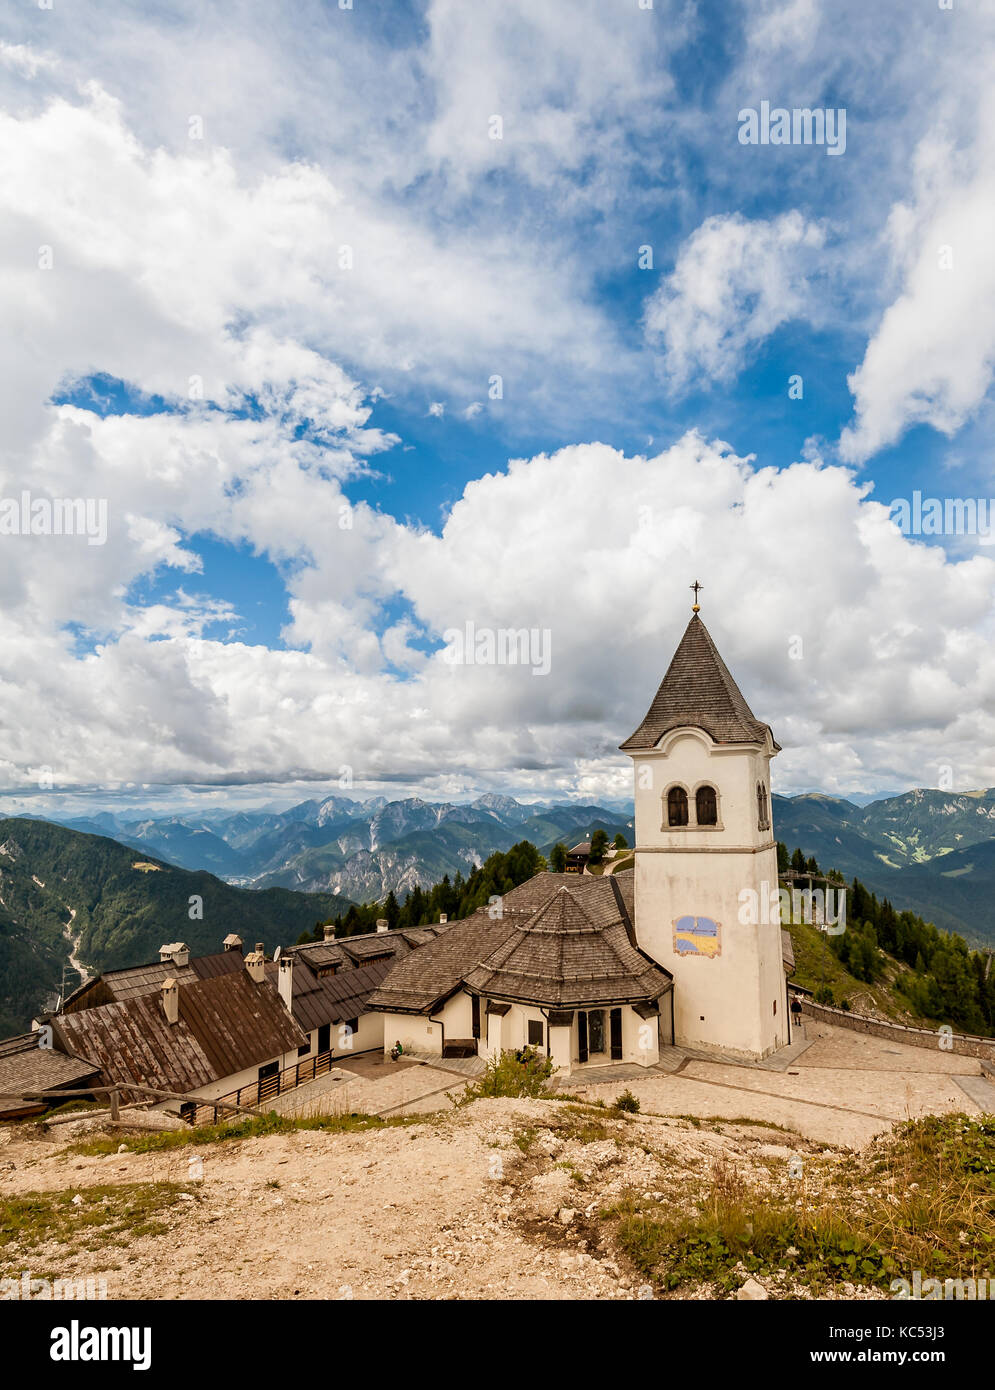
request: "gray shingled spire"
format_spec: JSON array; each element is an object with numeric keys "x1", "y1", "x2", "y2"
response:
[{"x1": 620, "y1": 614, "x2": 778, "y2": 751}]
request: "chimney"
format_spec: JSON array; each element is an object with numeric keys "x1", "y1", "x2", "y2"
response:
[
  {"x1": 162, "y1": 978, "x2": 179, "y2": 1025},
  {"x1": 223, "y1": 934, "x2": 243, "y2": 953},
  {"x1": 245, "y1": 943, "x2": 266, "y2": 984},
  {"x1": 323, "y1": 924, "x2": 335, "y2": 941},
  {"x1": 438, "y1": 913, "x2": 448, "y2": 925},
  {"x1": 376, "y1": 918, "x2": 389, "y2": 934},
  {"x1": 278, "y1": 955, "x2": 294, "y2": 1010},
  {"x1": 158, "y1": 942, "x2": 190, "y2": 968}
]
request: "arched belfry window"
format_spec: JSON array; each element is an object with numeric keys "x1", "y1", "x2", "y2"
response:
[
  {"x1": 696, "y1": 784, "x2": 718, "y2": 826},
  {"x1": 757, "y1": 782, "x2": 770, "y2": 830},
  {"x1": 667, "y1": 786, "x2": 689, "y2": 827}
]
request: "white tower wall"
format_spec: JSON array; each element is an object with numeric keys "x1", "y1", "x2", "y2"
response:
[{"x1": 630, "y1": 727, "x2": 788, "y2": 1060}]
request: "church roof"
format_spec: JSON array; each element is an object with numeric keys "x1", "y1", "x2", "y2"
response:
[
  {"x1": 464, "y1": 878, "x2": 671, "y2": 1009},
  {"x1": 620, "y1": 614, "x2": 779, "y2": 751},
  {"x1": 367, "y1": 871, "x2": 671, "y2": 1015}
]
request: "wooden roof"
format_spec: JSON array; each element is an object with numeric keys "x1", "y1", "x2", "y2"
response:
[
  {"x1": 620, "y1": 614, "x2": 778, "y2": 751},
  {"x1": 0, "y1": 1034, "x2": 100, "y2": 1117},
  {"x1": 62, "y1": 949, "x2": 243, "y2": 1013},
  {"x1": 264, "y1": 957, "x2": 393, "y2": 1032},
  {"x1": 54, "y1": 970, "x2": 307, "y2": 1097},
  {"x1": 465, "y1": 879, "x2": 672, "y2": 1008},
  {"x1": 289, "y1": 924, "x2": 451, "y2": 973},
  {"x1": 367, "y1": 871, "x2": 671, "y2": 1015}
]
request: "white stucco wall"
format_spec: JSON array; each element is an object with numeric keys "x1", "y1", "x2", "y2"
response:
[
  {"x1": 298, "y1": 1011, "x2": 383, "y2": 1060},
  {"x1": 629, "y1": 727, "x2": 789, "y2": 1060},
  {"x1": 379, "y1": 1012, "x2": 442, "y2": 1056}
]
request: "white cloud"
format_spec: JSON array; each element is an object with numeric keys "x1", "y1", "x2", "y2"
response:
[
  {"x1": 3, "y1": 431, "x2": 995, "y2": 799},
  {"x1": 840, "y1": 99, "x2": 995, "y2": 462},
  {"x1": 644, "y1": 212, "x2": 826, "y2": 391}
]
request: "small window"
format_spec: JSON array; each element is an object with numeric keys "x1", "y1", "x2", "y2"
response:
[
  {"x1": 757, "y1": 782, "x2": 770, "y2": 830},
  {"x1": 695, "y1": 784, "x2": 718, "y2": 826},
  {"x1": 527, "y1": 1019, "x2": 544, "y2": 1048},
  {"x1": 345, "y1": 1018, "x2": 359, "y2": 1035},
  {"x1": 667, "y1": 786, "x2": 689, "y2": 826},
  {"x1": 297, "y1": 1042, "x2": 311, "y2": 1057}
]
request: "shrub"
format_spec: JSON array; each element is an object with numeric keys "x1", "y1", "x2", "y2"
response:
[
  {"x1": 614, "y1": 1089, "x2": 641, "y2": 1114},
  {"x1": 454, "y1": 1047, "x2": 554, "y2": 1104}
]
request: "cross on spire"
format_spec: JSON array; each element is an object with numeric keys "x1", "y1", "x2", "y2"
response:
[{"x1": 690, "y1": 579, "x2": 703, "y2": 613}]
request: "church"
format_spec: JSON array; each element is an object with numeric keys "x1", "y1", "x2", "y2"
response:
[{"x1": 368, "y1": 596, "x2": 791, "y2": 1070}]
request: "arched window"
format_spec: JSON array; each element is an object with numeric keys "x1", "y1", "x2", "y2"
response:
[
  {"x1": 757, "y1": 782, "x2": 770, "y2": 830},
  {"x1": 667, "y1": 786, "x2": 689, "y2": 827},
  {"x1": 696, "y1": 784, "x2": 718, "y2": 826}
]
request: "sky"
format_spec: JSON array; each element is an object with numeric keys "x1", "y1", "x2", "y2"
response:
[{"x1": 1, "y1": 0, "x2": 994, "y2": 818}]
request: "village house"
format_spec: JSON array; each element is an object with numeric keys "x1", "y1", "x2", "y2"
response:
[
  {"x1": 4, "y1": 923, "x2": 457, "y2": 1120},
  {"x1": 565, "y1": 840, "x2": 591, "y2": 873},
  {"x1": 53, "y1": 949, "x2": 309, "y2": 1118},
  {"x1": 367, "y1": 873, "x2": 673, "y2": 1071}
]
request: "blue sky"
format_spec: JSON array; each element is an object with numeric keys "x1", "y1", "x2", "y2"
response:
[{"x1": 1, "y1": 0, "x2": 994, "y2": 815}]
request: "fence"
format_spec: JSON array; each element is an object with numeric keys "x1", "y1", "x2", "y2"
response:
[{"x1": 184, "y1": 1048, "x2": 338, "y2": 1125}]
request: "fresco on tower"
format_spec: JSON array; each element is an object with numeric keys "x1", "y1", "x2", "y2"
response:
[{"x1": 673, "y1": 915, "x2": 722, "y2": 958}]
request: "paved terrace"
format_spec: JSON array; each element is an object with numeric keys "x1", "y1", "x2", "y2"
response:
[
  {"x1": 568, "y1": 1019, "x2": 994, "y2": 1148},
  {"x1": 258, "y1": 1020, "x2": 994, "y2": 1146}
]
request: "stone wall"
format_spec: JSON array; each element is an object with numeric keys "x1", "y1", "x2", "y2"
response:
[{"x1": 799, "y1": 997, "x2": 995, "y2": 1063}]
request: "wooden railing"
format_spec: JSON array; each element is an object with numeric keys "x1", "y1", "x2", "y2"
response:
[{"x1": 185, "y1": 1049, "x2": 337, "y2": 1126}]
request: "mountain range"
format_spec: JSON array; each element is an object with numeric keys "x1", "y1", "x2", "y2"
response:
[
  {"x1": 772, "y1": 789, "x2": 995, "y2": 944},
  {"x1": 29, "y1": 795, "x2": 635, "y2": 904},
  {"x1": 0, "y1": 817, "x2": 351, "y2": 1036}
]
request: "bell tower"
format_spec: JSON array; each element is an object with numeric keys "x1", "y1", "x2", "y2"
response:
[{"x1": 620, "y1": 589, "x2": 788, "y2": 1060}]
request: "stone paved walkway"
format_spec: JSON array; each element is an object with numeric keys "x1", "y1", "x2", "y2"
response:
[{"x1": 558, "y1": 1020, "x2": 989, "y2": 1147}]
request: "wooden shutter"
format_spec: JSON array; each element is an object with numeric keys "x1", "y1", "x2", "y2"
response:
[
  {"x1": 610, "y1": 1008, "x2": 623, "y2": 1060},
  {"x1": 471, "y1": 994, "x2": 481, "y2": 1039},
  {"x1": 578, "y1": 1011, "x2": 588, "y2": 1063}
]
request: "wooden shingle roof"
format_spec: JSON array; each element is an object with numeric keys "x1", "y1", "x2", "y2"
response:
[
  {"x1": 620, "y1": 614, "x2": 778, "y2": 751},
  {"x1": 62, "y1": 949, "x2": 243, "y2": 1013},
  {"x1": 464, "y1": 882, "x2": 671, "y2": 1008},
  {"x1": 0, "y1": 1034, "x2": 100, "y2": 1117},
  {"x1": 264, "y1": 957, "x2": 393, "y2": 1032},
  {"x1": 367, "y1": 871, "x2": 671, "y2": 1015},
  {"x1": 366, "y1": 913, "x2": 517, "y2": 1015}
]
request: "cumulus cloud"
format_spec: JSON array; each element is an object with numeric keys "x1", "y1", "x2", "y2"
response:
[
  {"x1": 644, "y1": 212, "x2": 826, "y2": 391},
  {"x1": 2, "y1": 1, "x2": 995, "y2": 811},
  {"x1": 3, "y1": 430, "x2": 995, "y2": 800},
  {"x1": 840, "y1": 98, "x2": 995, "y2": 462}
]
